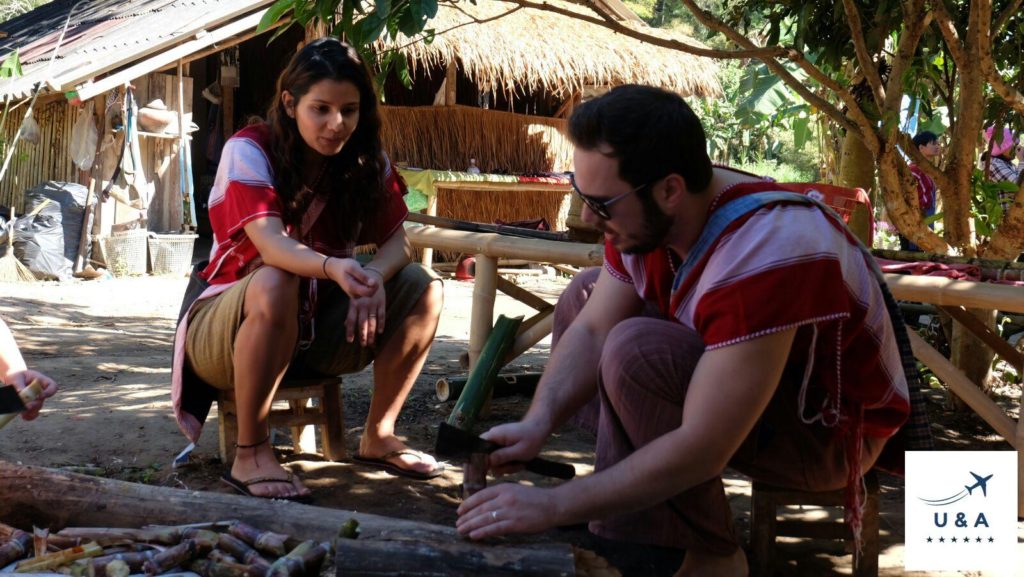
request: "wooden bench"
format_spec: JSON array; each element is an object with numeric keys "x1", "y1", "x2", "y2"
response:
[
  {"x1": 216, "y1": 377, "x2": 346, "y2": 463},
  {"x1": 750, "y1": 471, "x2": 880, "y2": 577}
]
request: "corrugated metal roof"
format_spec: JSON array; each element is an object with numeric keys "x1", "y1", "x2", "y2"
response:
[{"x1": 0, "y1": 0, "x2": 275, "y2": 99}]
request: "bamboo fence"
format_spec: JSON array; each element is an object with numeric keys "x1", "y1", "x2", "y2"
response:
[{"x1": 0, "y1": 98, "x2": 76, "y2": 210}]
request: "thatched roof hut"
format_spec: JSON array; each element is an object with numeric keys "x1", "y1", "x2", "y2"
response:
[{"x1": 377, "y1": 0, "x2": 721, "y2": 100}]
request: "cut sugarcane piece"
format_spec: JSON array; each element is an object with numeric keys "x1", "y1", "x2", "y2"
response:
[
  {"x1": 0, "y1": 531, "x2": 32, "y2": 567},
  {"x1": 142, "y1": 539, "x2": 211, "y2": 576},
  {"x1": 90, "y1": 550, "x2": 156, "y2": 575},
  {"x1": 265, "y1": 540, "x2": 328, "y2": 577},
  {"x1": 33, "y1": 527, "x2": 48, "y2": 557},
  {"x1": 215, "y1": 534, "x2": 269, "y2": 567},
  {"x1": 104, "y1": 559, "x2": 130, "y2": 577},
  {"x1": 15, "y1": 541, "x2": 103, "y2": 572},
  {"x1": 227, "y1": 523, "x2": 289, "y2": 558},
  {"x1": 190, "y1": 559, "x2": 268, "y2": 577},
  {"x1": 56, "y1": 527, "x2": 183, "y2": 546},
  {"x1": 0, "y1": 380, "x2": 44, "y2": 430}
]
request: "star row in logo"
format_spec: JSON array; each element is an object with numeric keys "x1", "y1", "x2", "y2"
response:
[{"x1": 925, "y1": 536, "x2": 995, "y2": 543}]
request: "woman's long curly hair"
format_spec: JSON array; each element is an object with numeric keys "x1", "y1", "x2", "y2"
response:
[{"x1": 266, "y1": 38, "x2": 385, "y2": 239}]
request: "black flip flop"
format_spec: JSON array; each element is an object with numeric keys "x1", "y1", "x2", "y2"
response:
[
  {"x1": 352, "y1": 449, "x2": 446, "y2": 480},
  {"x1": 220, "y1": 472, "x2": 312, "y2": 503}
]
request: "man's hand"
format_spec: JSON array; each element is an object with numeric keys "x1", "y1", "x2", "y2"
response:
[
  {"x1": 456, "y1": 483, "x2": 560, "y2": 540},
  {"x1": 480, "y1": 420, "x2": 549, "y2": 475},
  {"x1": 6, "y1": 369, "x2": 57, "y2": 421},
  {"x1": 325, "y1": 257, "x2": 379, "y2": 299}
]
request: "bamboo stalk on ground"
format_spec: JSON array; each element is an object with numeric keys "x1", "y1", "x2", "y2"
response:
[{"x1": 436, "y1": 372, "x2": 542, "y2": 402}]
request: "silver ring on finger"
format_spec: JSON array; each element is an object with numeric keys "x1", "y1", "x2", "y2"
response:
[{"x1": 491, "y1": 510, "x2": 499, "y2": 521}]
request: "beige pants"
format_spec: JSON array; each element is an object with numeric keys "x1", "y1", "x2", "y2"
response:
[{"x1": 185, "y1": 262, "x2": 439, "y2": 390}]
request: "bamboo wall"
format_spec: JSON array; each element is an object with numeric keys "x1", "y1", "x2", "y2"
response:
[
  {"x1": 0, "y1": 98, "x2": 77, "y2": 211},
  {"x1": 380, "y1": 105, "x2": 573, "y2": 174}
]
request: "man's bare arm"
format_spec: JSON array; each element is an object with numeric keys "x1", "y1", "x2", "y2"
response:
[
  {"x1": 485, "y1": 267, "x2": 643, "y2": 467},
  {"x1": 551, "y1": 327, "x2": 797, "y2": 523}
]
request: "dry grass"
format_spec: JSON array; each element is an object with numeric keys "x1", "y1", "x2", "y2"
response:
[
  {"x1": 381, "y1": 105, "x2": 572, "y2": 173},
  {"x1": 376, "y1": 0, "x2": 720, "y2": 99}
]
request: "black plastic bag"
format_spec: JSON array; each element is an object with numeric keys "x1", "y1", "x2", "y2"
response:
[{"x1": 15, "y1": 182, "x2": 89, "y2": 280}]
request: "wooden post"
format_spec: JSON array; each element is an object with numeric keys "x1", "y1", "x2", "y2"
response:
[
  {"x1": 468, "y1": 254, "x2": 498, "y2": 371},
  {"x1": 419, "y1": 193, "x2": 437, "y2": 267},
  {"x1": 176, "y1": 59, "x2": 188, "y2": 232},
  {"x1": 444, "y1": 61, "x2": 457, "y2": 106},
  {"x1": 505, "y1": 313, "x2": 554, "y2": 362}
]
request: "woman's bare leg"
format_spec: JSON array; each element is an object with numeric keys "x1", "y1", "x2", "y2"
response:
[
  {"x1": 230, "y1": 267, "x2": 309, "y2": 498},
  {"x1": 358, "y1": 279, "x2": 443, "y2": 473}
]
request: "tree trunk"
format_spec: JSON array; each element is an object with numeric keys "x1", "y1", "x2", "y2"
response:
[
  {"x1": 837, "y1": 128, "x2": 875, "y2": 196},
  {"x1": 948, "y1": 309, "x2": 997, "y2": 410}
]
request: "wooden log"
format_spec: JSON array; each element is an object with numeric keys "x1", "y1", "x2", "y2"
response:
[
  {"x1": 0, "y1": 462, "x2": 573, "y2": 566},
  {"x1": 333, "y1": 535, "x2": 574, "y2": 577}
]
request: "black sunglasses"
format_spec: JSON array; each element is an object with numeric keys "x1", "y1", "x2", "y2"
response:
[{"x1": 569, "y1": 172, "x2": 653, "y2": 220}]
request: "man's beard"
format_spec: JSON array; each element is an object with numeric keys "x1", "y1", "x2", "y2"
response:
[{"x1": 621, "y1": 195, "x2": 673, "y2": 255}]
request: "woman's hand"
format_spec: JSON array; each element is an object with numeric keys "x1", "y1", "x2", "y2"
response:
[
  {"x1": 325, "y1": 257, "x2": 379, "y2": 299},
  {"x1": 5, "y1": 369, "x2": 58, "y2": 421},
  {"x1": 346, "y1": 271, "x2": 386, "y2": 346}
]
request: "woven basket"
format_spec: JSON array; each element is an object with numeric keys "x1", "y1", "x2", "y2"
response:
[
  {"x1": 148, "y1": 233, "x2": 198, "y2": 276},
  {"x1": 102, "y1": 230, "x2": 148, "y2": 277}
]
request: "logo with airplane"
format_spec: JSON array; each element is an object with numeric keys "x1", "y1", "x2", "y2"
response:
[{"x1": 918, "y1": 472, "x2": 993, "y2": 506}]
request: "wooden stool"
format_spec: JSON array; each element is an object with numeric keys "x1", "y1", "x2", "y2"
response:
[
  {"x1": 217, "y1": 377, "x2": 346, "y2": 464},
  {"x1": 750, "y1": 471, "x2": 880, "y2": 577}
]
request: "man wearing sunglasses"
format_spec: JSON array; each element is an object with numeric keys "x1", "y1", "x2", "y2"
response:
[{"x1": 455, "y1": 85, "x2": 910, "y2": 576}]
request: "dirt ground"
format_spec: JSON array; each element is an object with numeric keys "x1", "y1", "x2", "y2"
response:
[{"x1": 1, "y1": 268, "x2": 1021, "y2": 576}]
